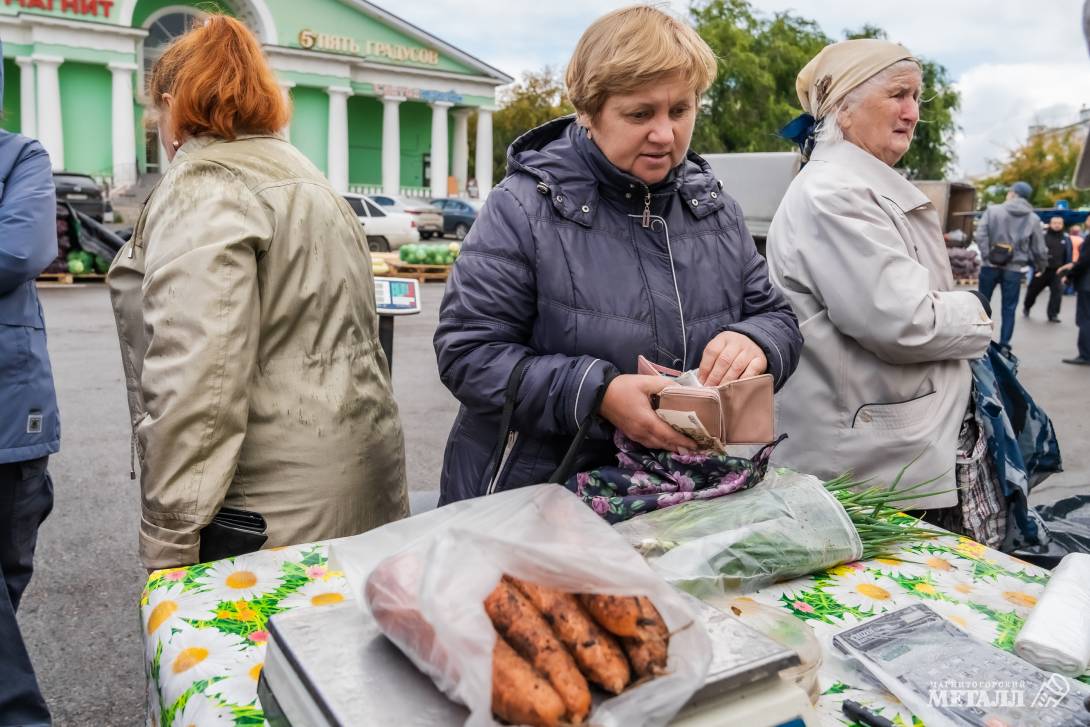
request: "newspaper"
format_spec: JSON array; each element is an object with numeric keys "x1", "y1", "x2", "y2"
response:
[{"x1": 833, "y1": 604, "x2": 1090, "y2": 727}]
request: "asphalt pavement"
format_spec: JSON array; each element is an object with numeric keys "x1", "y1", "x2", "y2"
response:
[{"x1": 18, "y1": 280, "x2": 1089, "y2": 724}]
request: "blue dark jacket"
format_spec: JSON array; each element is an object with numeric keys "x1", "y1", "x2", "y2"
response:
[
  {"x1": 433, "y1": 117, "x2": 801, "y2": 503},
  {"x1": 0, "y1": 129, "x2": 61, "y2": 463}
]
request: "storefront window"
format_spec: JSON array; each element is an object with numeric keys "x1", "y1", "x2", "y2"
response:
[
  {"x1": 141, "y1": 8, "x2": 201, "y2": 172},
  {"x1": 142, "y1": 9, "x2": 202, "y2": 87}
]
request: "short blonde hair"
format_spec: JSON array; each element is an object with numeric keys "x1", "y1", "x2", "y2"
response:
[{"x1": 566, "y1": 5, "x2": 717, "y2": 118}]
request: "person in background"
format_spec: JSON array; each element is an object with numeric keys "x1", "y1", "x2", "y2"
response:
[
  {"x1": 0, "y1": 39, "x2": 59, "y2": 727},
  {"x1": 767, "y1": 39, "x2": 993, "y2": 533},
  {"x1": 1057, "y1": 235, "x2": 1090, "y2": 365},
  {"x1": 433, "y1": 5, "x2": 802, "y2": 503},
  {"x1": 1067, "y1": 225, "x2": 1084, "y2": 295},
  {"x1": 975, "y1": 181, "x2": 1048, "y2": 349},
  {"x1": 1022, "y1": 216, "x2": 1071, "y2": 322},
  {"x1": 107, "y1": 16, "x2": 408, "y2": 570}
]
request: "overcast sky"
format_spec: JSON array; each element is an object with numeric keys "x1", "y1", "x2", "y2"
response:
[{"x1": 393, "y1": 0, "x2": 1089, "y2": 178}]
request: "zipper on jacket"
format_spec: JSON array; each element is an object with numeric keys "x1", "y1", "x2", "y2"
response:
[
  {"x1": 487, "y1": 432, "x2": 519, "y2": 495},
  {"x1": 641, "y1": 189, "x2": 652, "y2": 228},
  {"x1": 129, "y1": 430, "x2": 137, "y2": 480}
]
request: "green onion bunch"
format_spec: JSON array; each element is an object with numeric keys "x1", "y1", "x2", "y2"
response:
[{"x1": 824, "y1": 467, "x2": 948, "y2": 560}]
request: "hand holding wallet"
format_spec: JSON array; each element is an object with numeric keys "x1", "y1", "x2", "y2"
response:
[{"x1": 637, "y1": 355, "x2": 775, "y2": 446}]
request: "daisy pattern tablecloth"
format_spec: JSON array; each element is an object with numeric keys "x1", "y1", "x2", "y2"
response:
[
  {"x1": 141, "y1": 532, "x2": 1083, "y2": 727},
  {"x1": 739, "y1": 531, "x2": 1090, "y2": 726},
  {"x1": 141, "y1": 542, "x2": 352, "y2": 727}
]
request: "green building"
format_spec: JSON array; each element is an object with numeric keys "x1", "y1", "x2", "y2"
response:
[{"x1": 0, "y1": 0, "x2": 511, "y2": 196}]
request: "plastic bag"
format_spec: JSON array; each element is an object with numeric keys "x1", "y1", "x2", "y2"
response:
[
  {"x1": 1013, "y1": 494, "x2": 1090, "y2": 569},
  {"x1": 359, "y1": 485, "x2": 712, "y2": 727},
  {"x1": 718, "y1": 596, "x2": 822, "y2": 703},
  {"x1": 613, "y1": 469, "x2": 862, "y2": 596}
]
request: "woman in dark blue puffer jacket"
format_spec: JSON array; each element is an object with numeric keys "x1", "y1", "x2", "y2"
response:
[{"x1": 434, "y1": 6, "x2": 802, "y2": 504}]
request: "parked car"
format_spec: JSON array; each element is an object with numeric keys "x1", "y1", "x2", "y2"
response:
[
  {"x1": 369, "y1": 194, "x2": 444, "y2": 240},
  {"x1": 342, "y1": 193, "x2": 420, "y2": 252},
  {"x1": 430, "y1": 198, "x2": 483, "y2": 240},
  {"x1": 54, "y1": 172, "x2": 113, "y2": 223}
]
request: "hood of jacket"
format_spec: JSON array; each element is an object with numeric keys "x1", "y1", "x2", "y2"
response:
[
  {"x1": 505, "y1": 115, "x2": 724, "y2": 227},
  {"x1": 1004, "y1": 196, "x2": 1036, "y2": 217}
]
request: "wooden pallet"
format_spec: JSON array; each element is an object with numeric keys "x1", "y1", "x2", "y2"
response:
[
  {"x1": 385, "y1": 260, "x2": 451, "y2": 283},
  {"x1": 36, "y1": 272, "x2": 107, "y2": 285}
]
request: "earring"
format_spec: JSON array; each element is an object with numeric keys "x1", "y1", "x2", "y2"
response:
[
  {"x1": 172, "y1": 140, "x2": 181, "y2": 150},
  {"x1": 586, "y1": 129, "x2": 592, "y2": 140}
]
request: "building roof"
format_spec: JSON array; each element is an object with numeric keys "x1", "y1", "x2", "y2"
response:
[{"x1": 339, "y1": 0, "x2": 513, "y2": 85}]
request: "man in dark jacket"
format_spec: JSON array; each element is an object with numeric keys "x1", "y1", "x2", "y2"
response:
[
  {"x1": 1023, "y1": 215, "x2": 1071, "y2": 322},
  {"x1": 1058, "y1": 237, "x2": 1090, "y2": 364},
  {"x1": 975, "y1": 181, "x2": 1048, "y2": 348},
  {"x1": 1067, "y1": 0, "x2": 1090, "y2": 363},
  {"x1": 0, "y1": 43, "x2": 59, "y2": 727}
]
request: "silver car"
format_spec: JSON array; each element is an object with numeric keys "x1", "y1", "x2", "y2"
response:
[{"x1": 369, "y1": 194, "x2": 445, "y2": 239}]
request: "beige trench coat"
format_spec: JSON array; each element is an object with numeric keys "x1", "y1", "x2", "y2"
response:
[
  {"x1": 108, "y1": 135, "x2": 408, "y2": 569},
  {"x1": 766, "y1": 140, "x2": 992, "y2": 508}
]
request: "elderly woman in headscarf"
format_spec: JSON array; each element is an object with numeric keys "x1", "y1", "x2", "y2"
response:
[{"x1": 766, "y1": 40, "x2": 997, "y2": 540}]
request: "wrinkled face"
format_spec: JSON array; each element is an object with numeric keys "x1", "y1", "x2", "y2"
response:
[
  {"x1": 840, "y1": 67, "x2": 922, "y2": 166},
  {"x1": 583, "y1": 74, "x2": 697, "y2": 185},
  {"x1": 1050, "y1": 217, "x2": 1065, "y2": 231}
]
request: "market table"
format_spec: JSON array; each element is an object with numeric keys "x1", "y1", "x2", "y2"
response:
[{"x1": 140, "y1": 529, "x2": 1083, "y2": 727}]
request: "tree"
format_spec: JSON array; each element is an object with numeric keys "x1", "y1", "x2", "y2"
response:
[
  {"x1": 690, "y1": 0, "x2": 828, "y2": 154},
  {"x1": 468, "y1": 67, "x2": 573, "y2": 186},
  {"x1": 692, "y1": 0, "x2": 960, "y2": 178},
  {"x1": 977, "y1": 128, "x2": 1090, "y2": 208}
]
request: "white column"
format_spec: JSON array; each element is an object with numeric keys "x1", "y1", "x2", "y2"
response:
[
  {"x1": 109, "y1": 62, "x2": 138, "y2": 188},
  {"x1": 326, "y1": 85, "x2": 352, "y2": 193},
  {"x1": 278, "y1": 80, "x2": 295, "y2": 142},
  {"x1": 381, "y1": 95, "x2": 403, "y2": 195},
  {"x1": 451, "y1": 108, "x2": 470, "y2": 195},
  {"x1": 32, "y1": 55, "x2": 64, "y2": 171},
  {"x1": 429, "y1": 101, "x2": 452, "y2": 199},
  {"x1": 15, "y1": 57, "x2": 36, "y2": 139},
  {"x1": 475, "y1": 107, "x2": 494, "y2": 197}
]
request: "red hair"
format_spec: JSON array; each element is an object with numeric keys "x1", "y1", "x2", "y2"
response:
[{"x1": 149, "y1": 14, "x2": 290, "y2": 140}]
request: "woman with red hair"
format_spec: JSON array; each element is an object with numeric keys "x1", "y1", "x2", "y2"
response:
[{"x1": 107, "y1": 15, "x2": 408, "y2": 570}]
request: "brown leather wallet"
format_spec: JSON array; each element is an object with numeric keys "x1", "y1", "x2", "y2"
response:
[{"x1": 638, "y1": 355, "x2": 775, "y2": 445}]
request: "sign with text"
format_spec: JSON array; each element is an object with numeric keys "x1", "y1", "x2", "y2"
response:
[
  {"x1": 3, "y1": 0, "x2": 113, "y2": 18},
  {"x1": 373, "y1": 84, "x2": 463, "y2": 105},
  {"x1": 297, "y1": 29, "x2": 439, "y2": 66}
]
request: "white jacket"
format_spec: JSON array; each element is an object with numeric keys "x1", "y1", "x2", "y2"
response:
[{"x1": 766, "y1": 140, "x2": 992, "y2": 507}]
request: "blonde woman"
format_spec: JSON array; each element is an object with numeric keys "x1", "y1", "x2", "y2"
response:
[{"x1": 434, "y1": 6, "x2": 802, "y2": 503}]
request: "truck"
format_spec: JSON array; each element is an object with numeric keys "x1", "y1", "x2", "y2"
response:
[{"x1": 703, "y1": 151, "x2": 979, "y2": 251}]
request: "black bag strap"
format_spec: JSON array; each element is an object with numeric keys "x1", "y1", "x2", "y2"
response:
[
  {"x1": 485, "y1": 357, "x2": 533, "y2": 490},
  {"x1": 548, "y1": 370, "x2": 618, "y2": 485},
  {"x1": 487, "y1": 360, "x2": 617, "y2": 492}
]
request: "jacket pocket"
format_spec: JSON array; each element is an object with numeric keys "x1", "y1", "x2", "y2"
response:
[
  {"x1": 852, "y1": 391, "x2": 937, "y2": 432},
  {"x1": 0, "y1": 324, "x2": 32, "y2": 386}
]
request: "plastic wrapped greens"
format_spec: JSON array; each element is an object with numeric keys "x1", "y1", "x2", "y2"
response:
[{"x1": 613, "y1": 470, "x2": 863, "y2": 596}]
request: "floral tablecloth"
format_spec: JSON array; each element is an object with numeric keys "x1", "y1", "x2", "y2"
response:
[{"x1": 140, "y1": 532, "x2": 1083, "y2": 727}]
